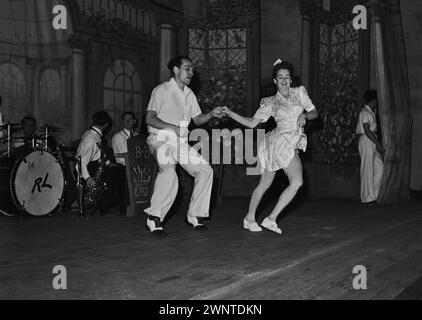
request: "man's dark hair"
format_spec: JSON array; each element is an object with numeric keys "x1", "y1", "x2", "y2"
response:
[
  {"x1": 363, "y1": 89, "x2": 378, "y2": 104},
  {"x1": 121, "y1": 111, "x2": 135, "y2": 121},
  {"x1": 21, "y1": 116, "x2": 36, "y2": 125},
  {"x1": 92, "y1": 111, "x2": 111, "y2": 126},
  {"x1": 167, "y1": 56, "x2": 192, "y2": 75}
]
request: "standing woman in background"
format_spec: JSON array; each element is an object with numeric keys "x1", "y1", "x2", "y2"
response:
[{"x1": 356, "y1": 90, "x2": 384, "y2": 204}]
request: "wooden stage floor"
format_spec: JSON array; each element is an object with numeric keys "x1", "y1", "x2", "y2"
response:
[{"x1": 1, "y1": 198, "x2": 421, "y2": 300}]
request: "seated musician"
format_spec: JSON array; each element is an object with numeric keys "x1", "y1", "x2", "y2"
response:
[
  {"x1": 12, "y1": 116, "x2": 37, "y2": 158},
  {"x1": 112, "y1": 111, "x2": 137, "y2": 166},
  {"x1": 76, "y1": 111, "x2": 122, "y2": 215},
  {"x1": 111, "y1": 111, "x2": 138, "y2": 215}
]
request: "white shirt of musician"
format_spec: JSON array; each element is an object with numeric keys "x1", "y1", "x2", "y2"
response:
[
  {"x1": 147, "y1": 77, "x2": 202, "y2": 144},
  {"x1": 112, "y1": 128, "x2": 133, "y2": 166},
  {"x1": 76, "y1": 126, "x2": 102, "y2": 180}
]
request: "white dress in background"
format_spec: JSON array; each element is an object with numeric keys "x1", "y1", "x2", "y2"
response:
[{"x1": 356, "y1": 106, "x2": 384, "y2": 203}]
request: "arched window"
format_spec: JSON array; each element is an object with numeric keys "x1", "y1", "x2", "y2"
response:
[
  {"x1": 40, "y1": 68, "x2": 61, "y2": 106},
  {"x1": 39, "y1": 68, "x2": 63, "y2": 124},
  {"x1": 0, "y1": 62, "x2": 26, "y2": 122},
  {"x1": 103, "y1": 59, "x2": 142, "y2": 125}
]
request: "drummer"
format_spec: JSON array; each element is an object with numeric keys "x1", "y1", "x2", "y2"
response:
[{"x1": 13, "y1": 116, "x2": 37, "y2": 150}]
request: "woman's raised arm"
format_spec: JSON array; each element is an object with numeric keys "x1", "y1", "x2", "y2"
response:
[{"x1": 221, "y1": 106, "x2": 262, "y2": 129}]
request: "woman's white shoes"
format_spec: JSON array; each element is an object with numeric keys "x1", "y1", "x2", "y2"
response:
[
  {"x1": 261, "y1": 217, "x2": 282, "y2": 235},
  {"x1": 243, "y1": 217, "x2": 282, "y2": 235},
  {"x1": 243, "y1": 219, "x2": 262, "y2": 232}
]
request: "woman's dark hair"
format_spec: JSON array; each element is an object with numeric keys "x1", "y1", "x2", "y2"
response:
[
  {"x1": 272, "y1": 60, "x2": 295, "y2": 80},
  {"x1": 363, "y1": 89, "x2": 378, "y2": 104},
  {"x1": 92, "y1": 111, "x2": 111, "y2": 126},
  {"x1": 167, "y1": 56, "x2": 192, "y2": 74}
]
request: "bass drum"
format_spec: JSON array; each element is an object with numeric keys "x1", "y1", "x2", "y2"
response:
[{"x1": 10, "y1": 150, "x2": 65, "y2": 216}]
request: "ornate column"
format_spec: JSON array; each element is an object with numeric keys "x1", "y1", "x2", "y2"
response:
[
  {"x1": 159, "y1": 24, "x2": 177, "y2": 82},
  {"x1": 60, "y1": 63, "x2": 68, "y2": 110},
  {"x1": 68, "y1": 37, "x2": 90, "y2": 141},
  {"x1": 25, "y1": 59, "x2": 36, "y2": 115}
]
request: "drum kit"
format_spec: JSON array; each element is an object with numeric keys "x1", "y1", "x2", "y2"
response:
[{"x1": 0, "y1": 122, "x2": 69, "y2": 217}]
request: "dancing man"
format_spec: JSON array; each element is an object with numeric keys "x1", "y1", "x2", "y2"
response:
[
  {"x1": 222, "y1": 59, "x2": 318, "y2": 234},
  {"x1": 144, "y1": 56, "x2": 222, "y2": 236}
]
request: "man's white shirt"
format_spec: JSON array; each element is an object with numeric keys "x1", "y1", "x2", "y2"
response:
[
  {"x1": 147, "y1": 77, "x2": 202, "y2": 144},
  {"x1": 112, "y1": 128, "x2": 133, "y2": 166},
  {"x1": 76, "y1": 127, "x2": 102, "y2": 180}
]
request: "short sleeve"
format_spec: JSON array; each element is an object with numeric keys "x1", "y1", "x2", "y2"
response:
[
  {"x1": 112, "y1": 132, "x2": 125, "y2": 154},
  {"x1": 356, "y1": 109, "x2": 373, "y2": 134},
  {"x1": 76, "y1": 137, "x2": 97, "y2": 180},
  {"x1": 360, "y1": 110, "x2": 372, "y2": 125},
  {"x1": 147, "y1": 85, "x2": 166, "y2": 114},
  {"x1": 189, "y1": 92, "x2": 202, "y2": 118},
  {"x1": 253, "y1": 98, "x2": 273, "y2": 122},
  {"x1": 298, "y1": 86, "x2": 316, "y2": 112}
]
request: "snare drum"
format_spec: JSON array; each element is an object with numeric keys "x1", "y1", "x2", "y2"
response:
[{"x1": 0, "y1": 150, "x2": 65, "y2": 216}]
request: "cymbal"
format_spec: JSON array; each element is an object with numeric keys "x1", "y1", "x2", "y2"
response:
[
  {"x1": 0, "y1": 123, "x2": 22, "y2": 130},
  {"x1": 0, "y1": 126, "x2": 22, "y2": 133},
  {"x1": 3, "y1": 136, "x2": 34, "y2": 140},
  {"x1": 0, "y1": 137, "x2": 27, "y2": 144},
  {"x1": 37, "y1": 125, "x2": 64, "y2": 132}
]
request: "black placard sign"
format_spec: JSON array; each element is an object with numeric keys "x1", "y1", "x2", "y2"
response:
[{"x1": 126, "y1": 134, "x2": 157, "y2": 214}]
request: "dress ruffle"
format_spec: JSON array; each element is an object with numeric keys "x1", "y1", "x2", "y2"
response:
[{"x1": 258, "y1": 128, "x2": 308, "y2": 172}]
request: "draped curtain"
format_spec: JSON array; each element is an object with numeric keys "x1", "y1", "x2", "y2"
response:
[{"x1": 370, "y1": 0, "x2": 412, "y2": 204}]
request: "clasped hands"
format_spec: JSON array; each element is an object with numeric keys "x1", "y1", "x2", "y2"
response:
[
  {"x1": 174, "y1": 106, "x2": 233, "y2": 138},
  {"x1": 212, "y1": 106, "x2": 233, "y2": 118}
]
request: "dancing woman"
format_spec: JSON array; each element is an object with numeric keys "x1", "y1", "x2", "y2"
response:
[{"x1": 222, "y1": 59, "x2": 318, "y2": 234}]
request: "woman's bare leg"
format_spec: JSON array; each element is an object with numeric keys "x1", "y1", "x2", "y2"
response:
[
  {"x1": 267, "y1": 152, "x2": 303, "y2": 222},
  {"x1": 244, "y1": 170, "x2": 276, "y2": 222}
]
